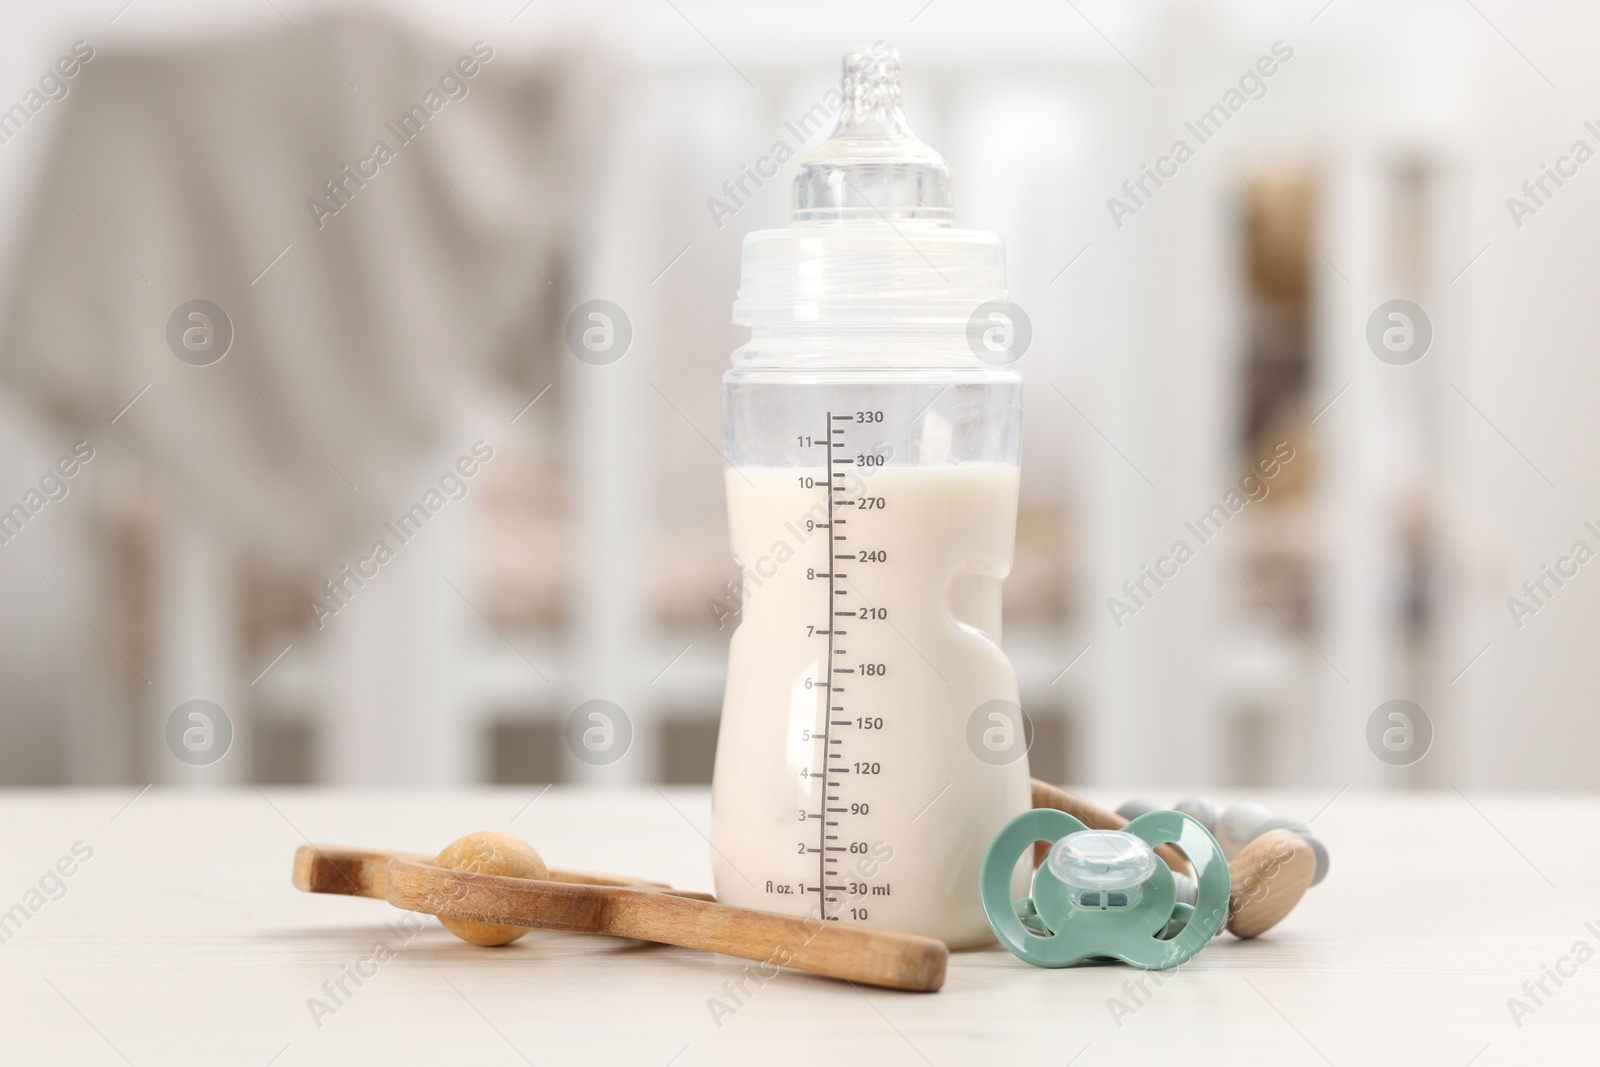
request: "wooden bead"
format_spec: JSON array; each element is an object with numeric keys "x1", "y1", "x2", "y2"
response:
[
  {"x1": 1226, "y1": 829, "x2": 1315, "y2": 939},
  {"x1": 434, "y1": 831, "x2": 549, "y2": 946},
  {"x1": 1258, "y1": 816, "x2": 1330, "y2": 885}
]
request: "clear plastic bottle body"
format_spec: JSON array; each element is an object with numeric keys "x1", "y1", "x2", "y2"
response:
[
  {"x1": 709, "y1": 43, "x2": 1031, "y2": 945},
  {"x1": 712, "y1": 342, "x2": 1029, "y2": 946}
]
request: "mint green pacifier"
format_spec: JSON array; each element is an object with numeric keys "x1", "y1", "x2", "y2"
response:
[{"x1": 980, "y1": 808, "x2": 1230, "y2": 969}]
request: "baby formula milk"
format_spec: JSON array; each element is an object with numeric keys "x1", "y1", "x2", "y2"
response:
[{"x1": 714, "y1": 462, "x2": 1027, "y2": 945}]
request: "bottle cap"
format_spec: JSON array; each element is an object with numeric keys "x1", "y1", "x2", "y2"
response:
[{"x1": 733, "y1": 44, "x2": 1009, "y2": 340}]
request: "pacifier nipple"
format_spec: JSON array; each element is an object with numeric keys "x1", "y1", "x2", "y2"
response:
[
  {"x1": 791, "y1": 43, "x2": 954, "y2": 226},
  {"x1": 1047, "y1": 830, "x2": 1158, "y2": 909}
]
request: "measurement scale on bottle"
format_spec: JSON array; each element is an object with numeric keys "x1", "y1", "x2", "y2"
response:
[{"x1": 799, "y1": 409, "x2": 894, "y2": 923}]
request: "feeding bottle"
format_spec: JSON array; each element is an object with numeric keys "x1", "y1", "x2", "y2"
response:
[{"x1": 710, "y1": 43, "x2": 1030, "y2": 947}]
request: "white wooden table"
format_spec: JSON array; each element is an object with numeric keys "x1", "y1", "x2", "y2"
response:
[{"x1": 0, "y1": 787, "x2": 1591, "y2": 1065}]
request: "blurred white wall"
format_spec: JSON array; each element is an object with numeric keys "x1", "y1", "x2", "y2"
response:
[{"x1": 0, "y1": 0, "x2": 1595, "y2": 789}]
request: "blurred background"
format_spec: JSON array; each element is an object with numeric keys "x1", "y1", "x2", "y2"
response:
[{"x1": 0, "y1": 0, "x2": 1589, "y2": 791}]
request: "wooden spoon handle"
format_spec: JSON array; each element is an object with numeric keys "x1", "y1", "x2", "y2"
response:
[
  {"x1": 292, "y1": 845, "x2": 713, "y2": 901},
  {"x1": 384, "y1": 859, "x2": 947, "y2": 992},
  {"x1": 1030, "y1": 780, "x2": 1193, "y2": 877}
]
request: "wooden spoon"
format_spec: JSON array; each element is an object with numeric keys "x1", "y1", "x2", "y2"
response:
[{"x1": 383, "y1": 857, "x2": 948, "y2": 992}]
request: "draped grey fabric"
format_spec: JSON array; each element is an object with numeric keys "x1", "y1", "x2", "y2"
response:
[{"x1": 0, "y1": 12, "x2": 605, "y2": 567}]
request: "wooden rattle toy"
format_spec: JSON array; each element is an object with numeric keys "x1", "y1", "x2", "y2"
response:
[
  {"x1": 1117, "y1": 793, "x2": 1329, "y2": 938},
  {"x1": 1031, "y1": 782, "x2": 1326, "y2": 939},
  {"x1": 293, "y1": 832, "x2": 947, "y2": 992}
]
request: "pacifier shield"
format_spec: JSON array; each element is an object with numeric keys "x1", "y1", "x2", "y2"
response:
[{"x1": 979, "y1": 807, "x2": 1229, "y2": 970}]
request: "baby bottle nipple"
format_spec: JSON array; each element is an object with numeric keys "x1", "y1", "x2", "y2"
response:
[{"x1": 791, "y1": 44, "x2": 954, "y2": 226}]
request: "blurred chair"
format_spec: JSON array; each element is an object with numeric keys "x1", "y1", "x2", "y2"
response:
[{"x1": 0, "y1": 11, "x2": 608, "y2": 784}]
